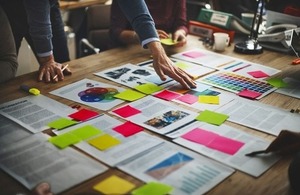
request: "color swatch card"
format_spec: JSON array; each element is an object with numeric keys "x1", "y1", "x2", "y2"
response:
[
  {"x1": 94, "y1": 63, "x2": 172, "y2": 89},
  {"x1": 117, "y1": 141, "x2": 234, "y2": 195},
  {"x1": 173, "y1": 122, "x2": 281, "y2": 177},
  {"x1": 50, "y1": 78, "x2": 125, "y2": 111},
  {"x1": 53, "y1": 114, "x2": 163, "y2": 166},
  {"x1": 110, "y1": 96, "x2": 198, "y2": 135},
  {"x1": 197, "y1": 71, "x2": 277, "y2": 99}
]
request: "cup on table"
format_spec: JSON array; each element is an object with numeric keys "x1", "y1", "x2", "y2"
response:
[{"x1": 213, "y1": 32, "x2": 230, "y2": 52}]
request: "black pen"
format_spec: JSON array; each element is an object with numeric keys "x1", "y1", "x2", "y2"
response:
[{"x1": 245, "y1": 150, "x2": 268, "y2": 157}]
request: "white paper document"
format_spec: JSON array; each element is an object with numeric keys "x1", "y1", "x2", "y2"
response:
[
  {"x1": 94, "y1": 63, "x2": 173, "y2": 88},
  {"x1": 0, "y1": 95, "x2": 75, "y2": 133},
  {"x1": 173, "y1": 122, "x2": 281, "y2": 177},
  {"x1": 216, "y1": 98, "x2": 300, "y2": 136},
  {"x1": 0, "y1": 134, "x2": 108, "y2": 194},
  {"x1": 0, "y1": 115, "x2": 32, "y2": 148},
  {"x1": 110, "y1": 96, "x2": 198, "y2": 135},
  {"x1": 171, "y1": 48, "x2": 280, "y2": 77},
  {"x1": 50, "y1": 78, "x2": 125, "y2": 111},
  {"x1": 117, "y1": 141, "x2": 234, "y2": 195},
  {"x1": 53, "y1": 114, "x2": 163, "y2": 166}
]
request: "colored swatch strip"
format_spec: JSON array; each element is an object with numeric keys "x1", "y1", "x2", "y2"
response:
[{"x1": 182, "y1": 128, "x2": 245, "y2": 155}]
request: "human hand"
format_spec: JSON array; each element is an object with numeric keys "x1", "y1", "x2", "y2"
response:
[
  {"x1": 38, "y1": 55, "x2": 71, "y2": 83},
  {"x1": 156, "y1": 29, "x2": 169, "y2": 39},
  {"x1": 265, "y1": 130, "x2": 300, "y2": 155},
  {"x1": 172, "y1": 29, "x2": 187, "y2": 47},
  {"x1": 147, "y1": 41, "x2": 196, "y2": 89}
]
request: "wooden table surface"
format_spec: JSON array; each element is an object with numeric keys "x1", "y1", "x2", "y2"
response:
[
  {"x1": 59, "y1": 0, "x2": 108, "y2": 10},
  {"x1": 0, "y1": 35, "x2": 299, "y2": 195}
]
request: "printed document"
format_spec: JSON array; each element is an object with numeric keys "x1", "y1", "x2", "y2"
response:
[
  {"x1": 173, "y1": 122, "x2": 281, "y2": 177},
  {"x1": 110, "y1": 96, "x2": 198, "y2": 135},
  {"x1": 0, "y1": 95, "x2": 75, "y2": 133},
  {"x1": 50, "y1": 78, "x2": 125, "y2": 111},
  {"x1": 216, "y1": 98, "x2": 300, "y2": 136},
  {"x1": 0, "y1": 134, "x2": 108, "y2": 194},
  {"x1": 117, "y1": 141, "x2": 234, "y2": 195},
  {"x1": 53, "y1": 114, "x2": 163, "y2": 166}
]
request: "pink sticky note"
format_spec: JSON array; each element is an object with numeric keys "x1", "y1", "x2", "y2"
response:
[
  {"x1": 154, "y1": 90, "x2": 181, "y2": 101},
  {"x1": 247, "y1": 70, "x2": 270, "y2": 78},
  {"x1": 182, "y1": 51, "x2": 205, "y2": 58},
  {"x1": 113, "y1": 121, "x2": 144, "y2": 137},
  {"x1": 68, "y1": 108, "x2": 99, "y2": 121},
  {"x1": 112, "y1": 105, "x2": 141, "y2": 118},
  {"x1": 181, "y1": 128, "x2": 218, "y2": 145},
  {"x1": 238, "y1": 89, "x2": 261, "y2": 99},
  {"x1": 176, "y1": 94, "x2": 198, "y2": 104},
  {"x1": 208, "y1": 136, "x2": 245, "y2": 155}
]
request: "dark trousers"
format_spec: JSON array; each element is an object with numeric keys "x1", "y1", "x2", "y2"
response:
[{"x1": 0, "y1": 0, "x2": 70, "y2": 63}]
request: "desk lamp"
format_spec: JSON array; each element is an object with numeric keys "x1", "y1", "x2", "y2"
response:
[{"x1": 234, "y1": 0, "x2": 265, "y2": 54}]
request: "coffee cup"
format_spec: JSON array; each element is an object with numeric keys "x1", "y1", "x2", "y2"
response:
[{"x1": 213, "y1": 32, "x2": 230, "y2": 52}]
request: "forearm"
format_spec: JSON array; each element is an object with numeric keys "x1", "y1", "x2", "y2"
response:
[{"x1": 119, "y1": 30, "x2": 140, "y2": 45}]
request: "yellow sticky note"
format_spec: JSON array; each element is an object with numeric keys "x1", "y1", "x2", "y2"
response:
[
  {"x1": 196, "y1": 110, "x2": 228, "y2": 125},
  {"x1": 198, "y1": 95, "x2": 220, "y2": 104},
  {"x1": 174, "y1": 61, "x2": 191, "y2": 70},
  {"x1": 88, "y1": 134, "x2": 121, "y2": 150},
  {"x1": 47, "y1": 118, "x2": 78, "y2": 130},
  {"x1": 132, "y1": 182, "x2": 173, "y2": 195},
  {"x1": 134, "y1": 83, "x2": 163, "y2": 95},
  {"x1": 93, "y1": 175, "x2": 136, "y2": 194},
  {"x1": 69, "y1": 125, "x2": 102, "y2": 140},
  {"x1": 48, "y1": 133, "x2": 81, "y2": 149},
  {"x1": 160, "y1": 38, "x2": 177, "y2": 46},
  {"x1": 114, "y1": 89, "x2": 146, "y2": 101}
]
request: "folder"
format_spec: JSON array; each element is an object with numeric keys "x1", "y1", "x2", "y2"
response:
[{"x1": 197, "y1": 8, "x2": 251, "y2": 34}]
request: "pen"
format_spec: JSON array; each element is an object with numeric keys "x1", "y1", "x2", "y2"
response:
[
  {"x1": 232, "y1": 64, "x2": 251, "y2": 72},
  {"x1": 245, "y1": 150, "x2": 268, "y2": 157},
  {"x1": 53, "y1": 64, "x2": 69, "y2": 80}
]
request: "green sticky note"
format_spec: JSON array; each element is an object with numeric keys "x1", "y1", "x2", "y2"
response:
[
  {"x1": 88, "y1": 134, "x2": 121, "y2": 150},
  {"x1": 48, "y1": 133, "x2": 81, "y2": 149},
  {"x1": 93, "y1": 175, "x2": 136, "y2": 194},
  {"x1": 69, "y1": 125, "x2": 102, "y2": 140},
  {"x1": 199, "y1": 95, "x2": 220, "y2": 104},
  {"x1": 113, "y1": 89, "x2": 146, "y2": 101},
  {"x1": 160, "y1": 38, "x2": 177, "y2": 46},
  {"x1": 267, "y1": 78, "x2": 289, "y2": 88},
  {"x1": 134, "y1": 83, "x2": 163, "y2": 95},
  {"x1": 47, "y1": 118, "x2": 78, "y2": 130},
  {"x1": 196, "y1": 110, "x2": 229, "y2": 125},
  {"x1": 175, "y1": 61, "x2": 191, "y2": 70},
  {"x1": 132, "y1": 182, "x2": 173, "y2": 195}
]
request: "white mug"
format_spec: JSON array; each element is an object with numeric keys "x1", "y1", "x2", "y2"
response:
[{"x1": 213, "y1": 32, "x2": 230, "y2": 52}]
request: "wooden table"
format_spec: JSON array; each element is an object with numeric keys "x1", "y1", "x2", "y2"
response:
[
  {"x1": 59, "y1": 0, "x2": 109, "y2": 10},
  {"x1": 0, "y1": 35, "x2": 298, "y2": 195}
]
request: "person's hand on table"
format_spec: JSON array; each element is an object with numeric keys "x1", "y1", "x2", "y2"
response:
[
  {"x1": 147, "y1": 41, "x2": 196, "y2": 89},
  {"x1": 156, "y1": 29, "x2": 169, "y2": 39},
  {"x1": 265, "y1": 130, "x2": 300, "y2": 155},
  {"x1": 172, "y1": 29, "x2": 187, "y2": 47},
  {"x1": 38, "y1": 55, "x2": 72, "y2": 83}
]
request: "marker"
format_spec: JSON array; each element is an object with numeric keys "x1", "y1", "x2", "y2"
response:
[
  {"x1": 52, "y1": 64, "x2": 69, "y2": 80},
  {"x1": 245, "y1": 150, "x2": 267, "y2": 157},
  {"x1": 232, "y1": 64, "x2": 251, "y2": 72},
  {"x1": 20, "y1": 85, "x2": 40, "y2": 95}
]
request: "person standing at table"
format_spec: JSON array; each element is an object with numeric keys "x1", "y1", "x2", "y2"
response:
[
  {"x1": 0, "y1": 5, "x2": 18, "y2": 83},
  {"x1": 110, "y1": 0, "x2": 188, "y2": 48},
  {"x1": 115, "y1": 0, "x2": 195, "y2": 89},
  {"x1": 0, "y1": 0, "x2": 72, "y2": 83}
]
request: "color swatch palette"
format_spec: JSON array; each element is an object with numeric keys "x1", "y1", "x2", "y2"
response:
[{"x1": 198, "y1": 71, "x2": 276, "y2": 99}]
